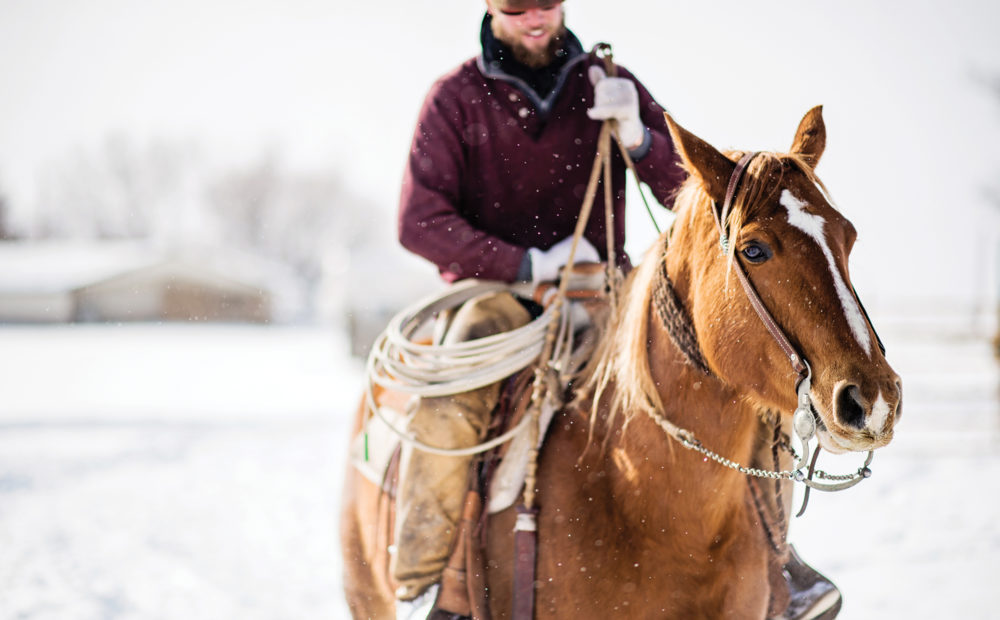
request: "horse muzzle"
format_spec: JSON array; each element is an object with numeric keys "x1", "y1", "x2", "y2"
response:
[{"x1": 814, "y1": 377, "x2": 901, "y2": 454}]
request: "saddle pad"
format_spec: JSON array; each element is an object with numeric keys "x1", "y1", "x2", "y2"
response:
[
  {"x1": 348, "y1": 392, "x2": 553, "y2": 517},
  {"x1": 350, "y1": 404, "x2": 409, "y2": 487}
]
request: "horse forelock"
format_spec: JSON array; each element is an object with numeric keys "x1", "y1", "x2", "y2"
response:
[{"x1": 723, "y1": 151, "x2": 829, "y2": 261}]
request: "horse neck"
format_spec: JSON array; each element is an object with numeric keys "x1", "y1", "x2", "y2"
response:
[{"x1": 599, "y1": 257, "x2": 763, "y2": 542}]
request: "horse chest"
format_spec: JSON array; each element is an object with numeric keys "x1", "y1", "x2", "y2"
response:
[
  {"x1": 532, "y1": 532, "x2": 769, "y2": 618},
  {"x1": 526, "y1": 463, "x2": 772, "y2": 617}
]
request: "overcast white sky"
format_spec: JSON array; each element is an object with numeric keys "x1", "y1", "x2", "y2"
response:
[{"x1": 1, "y1": 0, "x2": 998, "y2": 309}]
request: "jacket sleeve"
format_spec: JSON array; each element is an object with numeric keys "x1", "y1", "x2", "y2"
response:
[
  {"x1": 617, "y1": 66, "x2": 688, "y2": 210},
  {"x1": 398, "y1": 81, "x2": 527, "y2": 283}
]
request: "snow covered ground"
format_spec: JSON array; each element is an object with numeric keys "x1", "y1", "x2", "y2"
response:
[{"x1": 0, "y1": 319, "x2": 997, "y2": 619}]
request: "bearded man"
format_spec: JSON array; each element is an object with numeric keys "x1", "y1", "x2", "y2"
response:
[{"x1": 391, "y1": 1, "x2": 841, "y2": 618}]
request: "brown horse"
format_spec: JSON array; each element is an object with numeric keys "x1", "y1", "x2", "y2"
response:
[{"x1": 340, "y1": 106, "x2": 901, "y2": 618}]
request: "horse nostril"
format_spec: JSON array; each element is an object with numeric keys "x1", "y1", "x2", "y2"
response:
[{"x1": 835, "y1": 384, "x2": 866, "y2": 429}]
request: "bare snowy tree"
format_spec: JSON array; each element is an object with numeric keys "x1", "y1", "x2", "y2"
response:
[
  {"x1": 24, "y1": 133, "x2": 387, "y2": 322},
  {"x1": 205, "y1": 154, "x2": 382, "y2": 285},
  {"x1": 31, "y1": 135, "x2": 200, "y2": 240},
  {"x1": 204, "y1": 153, "x2": 279, "y2": 249}
]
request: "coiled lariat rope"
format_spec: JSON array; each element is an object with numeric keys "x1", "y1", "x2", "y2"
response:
[
  {"x1": 365, "y1": 278, "x2": 586, "y2": 457},
  {"x1": 369, "y1": 280, "x2": 548, "y2": 398}
]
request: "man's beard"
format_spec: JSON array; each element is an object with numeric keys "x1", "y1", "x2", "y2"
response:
[{"x1": 492, "y1": 16, "x2": 567, "y2": 69}]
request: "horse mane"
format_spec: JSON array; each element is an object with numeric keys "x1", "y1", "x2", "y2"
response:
[{"x1": 576, "y1": 150, "x2": 826, "y2": 446}]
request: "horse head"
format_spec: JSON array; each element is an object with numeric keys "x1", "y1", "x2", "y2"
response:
[{"x1": 662, "y1": 106, "x2": 901, "y2": 455}]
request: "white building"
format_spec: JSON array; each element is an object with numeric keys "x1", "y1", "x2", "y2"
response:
[{"x1": 0, "y1": 241, "x2": 306, "y2": 324}]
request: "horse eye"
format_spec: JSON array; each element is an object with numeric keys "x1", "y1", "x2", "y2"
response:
[{"x1": 740, "y1": 241, "x2": 772, "y2": 264}]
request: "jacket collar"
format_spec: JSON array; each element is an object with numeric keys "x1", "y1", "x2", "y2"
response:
[{"x1": 476, "y1": 13, "x2": 588, "y2": 117}]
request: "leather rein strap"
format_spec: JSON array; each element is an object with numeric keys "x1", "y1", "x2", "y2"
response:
[{"x1": 712, "y1": 152, "x2": 809, "y2": 382}]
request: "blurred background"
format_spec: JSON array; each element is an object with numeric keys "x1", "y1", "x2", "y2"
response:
[{"x1": 0, "y1": 0, "x2": 997, "y2": 618}]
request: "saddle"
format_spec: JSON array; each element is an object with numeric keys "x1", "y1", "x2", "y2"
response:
[{"x1": 350, "y1": 264, "x2": 611, "y2": 618}]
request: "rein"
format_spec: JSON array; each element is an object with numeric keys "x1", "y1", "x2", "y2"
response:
[{"x1": 513, "y1": 43, "x2": 648, "y2": 620}]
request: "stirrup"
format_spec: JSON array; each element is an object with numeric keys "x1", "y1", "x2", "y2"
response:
[{"x1": 772, "y1": 545, "x2": 842, "y2": 620}]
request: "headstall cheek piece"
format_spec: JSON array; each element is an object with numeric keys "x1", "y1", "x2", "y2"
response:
[{"x1": 712, "y1": 152, "x2": 808, "y2": 381}]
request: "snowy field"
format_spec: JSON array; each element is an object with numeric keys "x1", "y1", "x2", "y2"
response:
[{"x1": 0, "y1": 320, "x2": 997, "y2": 619}]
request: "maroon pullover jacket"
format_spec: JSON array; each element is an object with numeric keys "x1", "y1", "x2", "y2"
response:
[{"x1": 398, "y1": 19, "x2": 686, "y2": 283}]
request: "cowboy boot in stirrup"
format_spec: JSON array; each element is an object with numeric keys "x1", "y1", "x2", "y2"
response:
[
  {"x1": 774, "y1": 545, "x2": 843, "y2": 620},
  {"x1": 752, "y1": 418, "x2": 842, "y2": 620}
]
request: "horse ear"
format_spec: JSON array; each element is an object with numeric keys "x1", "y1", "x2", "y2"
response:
[
  {"x1": 663, "y1": 112, "x2": 734, "y2": 205},
  {"x1": 790, "y1": 105, "x2": 826, "y2": 168}
]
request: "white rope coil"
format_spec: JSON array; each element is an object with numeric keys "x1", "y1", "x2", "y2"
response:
[
  {"x1": 363, "y1": 279, "x2": 560, "y2": 457},
  {"x1": 368, "y1": 280, "x2": 555, "y2": 397}
]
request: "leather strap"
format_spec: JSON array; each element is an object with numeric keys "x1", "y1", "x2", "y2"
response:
[
  {"x1": 853, "y1": 283, "x2": 886, "y2": 356},
  {"x1": 712, "y1": 152, "x2": 808, "y2": 380},
  {"x1": 511, "y1": 505, "x2": 538, "y2": 620},
  {"x1": 716, "y1": 152, "x2": 758, "y2": 253},
  {"x1": 731, "y1": 255, "x2": 808, "y2": 377}
]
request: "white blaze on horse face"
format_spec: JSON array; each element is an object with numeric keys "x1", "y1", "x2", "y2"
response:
[{"x1": 779, "y1": 189, "x2": 872, "y2": 356}]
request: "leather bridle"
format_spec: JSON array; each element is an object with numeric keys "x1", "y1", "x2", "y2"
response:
[
  {"x1": 707, "y1": 151, "x2": 883, "y2": 508},
  {"x1": 711, "y1": 152, "x2": 886, "y2": 381},
  {"x1": 711, "y1": 152, "x2": 810, "y2": 382}
]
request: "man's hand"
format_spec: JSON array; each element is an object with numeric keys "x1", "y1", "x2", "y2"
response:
[
  {"x1": 528, "y1": 235, "x2": 600, "y2": 285},
  {"x1": 587, "y1": 66, "x2": 646, "y2": 149}
]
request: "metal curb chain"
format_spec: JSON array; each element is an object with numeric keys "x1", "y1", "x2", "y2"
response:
[{"x1": 644, "y1": 407, "x2": 873, "y2": 489}]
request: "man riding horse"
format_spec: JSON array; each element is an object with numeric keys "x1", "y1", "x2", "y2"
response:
[{"x1": 388, "y1": 1, "x2": 840, "y2": 617}]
